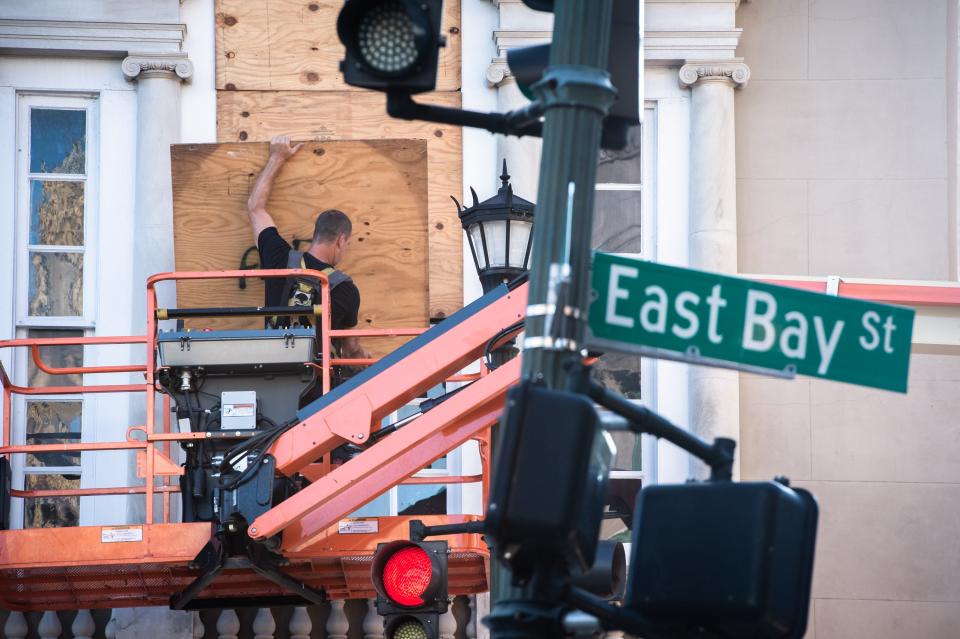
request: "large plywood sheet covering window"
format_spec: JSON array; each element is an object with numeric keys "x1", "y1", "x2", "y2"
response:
[
  {"x1": 217, "y1": 90, "x2": 462, "y2": 319},
  {"x1": 215, "y1": 0, "x2": 461, "y2": 92},
  {"x1": 171, "y1": 140, "x2": 428, "y2": 354}
]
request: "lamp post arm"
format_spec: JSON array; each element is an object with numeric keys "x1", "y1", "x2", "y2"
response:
[
  {"x1": 585, "y1": 378, "x2": 735, "y2": 481},
  {"x1": 387, "y1": 91, "x2": 544, "y2": 138}
]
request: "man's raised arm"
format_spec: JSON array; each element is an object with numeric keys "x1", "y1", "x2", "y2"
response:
[{"x1": 246, "y1": 135, "x2": 304, "y2": 242}]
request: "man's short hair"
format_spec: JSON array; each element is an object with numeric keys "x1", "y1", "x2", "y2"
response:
[{"x1": 313, "y1": 209, "x2": 352, "y2": 243}]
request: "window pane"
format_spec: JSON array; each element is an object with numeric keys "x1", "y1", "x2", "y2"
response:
[
  {"x1": 593, "y1": 353, "x2": 641, "y2": 400},
  {"x1": 23, "y1": 473, "x2": 80, "y2": 528},
  {"x1": 30, "y1": 108, "x2": 86, "y2": 174},
  {"x1": 597, "y1": 125, "x2": 641, "y2": 183},
  {"x1": 509, "y1": 220, "x2": 532, "y2": 269},
  {"x1": 468, "y1": 224, "x2": 488, "y2": 269},
  {"x1": 28, "y1": 251, "x2": 83, "y2": 316},
  {"x1": 592, "y1": 190, "x2": 642, "y2": 255},
  {"x1": 483, "y1": 220, "x2": 508, "y2": 268},
  {"x1": 349, "y1": 491, "x2": 391, "y2": 518},
  {"x1": 26, "y1": 400, "x2": 82, "y2": 467},
  {"x1": 608, "y1": 430, "x2": 642, "y2": 472},
  {"x1": 398, "y1": 484, "x2": 446, "y2": 515},
  {"x1": 601, "y1": 477, "x2": 642, "y2": 541},
  {"x1": 27, "y1": 329, "x2": 84, "y2": 387},
  {"x1": 30, "y1": 180, "x2": 84, "y2": 245}
]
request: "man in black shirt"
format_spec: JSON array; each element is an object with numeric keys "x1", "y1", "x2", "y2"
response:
[{"x1": 247, "y1": 135, "x2": 371, "y2": 363}]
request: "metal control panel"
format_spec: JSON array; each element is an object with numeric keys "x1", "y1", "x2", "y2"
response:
[
  {"x1": 221, "y1": 391, "x2": 257, "y2": 430},
  {"x1": 157, "y1": 328, "x2": 316, "y2": 372}
]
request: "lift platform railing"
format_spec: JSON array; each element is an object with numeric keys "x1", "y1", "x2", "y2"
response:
[{"x1": 0, "y1": 269, "x2": 489, "y2": 528}]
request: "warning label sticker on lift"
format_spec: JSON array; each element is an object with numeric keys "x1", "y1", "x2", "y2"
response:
[
  {"x1": 338, "y1": 519, "x2": 379, "y2": 534},
  {"x1": 101, "y1": 526, "x2": 144, "y2": 543}
]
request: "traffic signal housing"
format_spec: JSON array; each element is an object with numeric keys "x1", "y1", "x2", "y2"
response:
[
  {"x1": 506, "y1": 0, "x2": 641, "y2": 149},
  {"x1": 337, "y1": 0, "x2": 445, "y2": 94},
  {"x1": 371, "y1": 540, "x2": 449, "y2": 639},
  {"x1": 486, "y1": 381, "x2": 615, "y2": 584},
  {"x1": 626, "y1": 480, "x2": 818, "y2": 638}
]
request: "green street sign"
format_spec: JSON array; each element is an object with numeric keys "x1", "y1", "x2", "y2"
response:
[{"x1": 588, "y1": 252, "x2": 915, "y2": 392}]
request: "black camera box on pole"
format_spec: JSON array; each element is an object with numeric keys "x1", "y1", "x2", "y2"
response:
[
  {"x1": 626, "y1": 481, "x2": 818, "y2": 638},
  {"x1": 486, "y1": 381, "x2": 614, "y2": 580}
]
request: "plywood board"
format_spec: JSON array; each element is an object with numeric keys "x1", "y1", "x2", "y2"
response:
[
  {"x1": 215, "y1": 0, "x2": 461, "y2": 92},
  {"x1": 171, "y1": 140, "x2": 428, "y2": 355},
  {"x1": 217, "y1": 90, "x2": 463, "y2": 319}
]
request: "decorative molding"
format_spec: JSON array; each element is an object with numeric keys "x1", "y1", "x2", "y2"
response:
[
  {"x1": 0, "y1": 19, "x2": 186, "y2": 56},
  {"x1": 487, "y1": 29, "x2": 551, "y2": 87},
  {"x1": 645, "y1": 29, "x2": 743, "y2": 62},
  {"x1": 122, "y1": 53, "x2": 193, "y2": 81},
  {"x1": 678, "y1": 60, "x2": 750, "y2": 89}
]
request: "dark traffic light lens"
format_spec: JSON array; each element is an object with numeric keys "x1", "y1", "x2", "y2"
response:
[
  {"x1": 382, "y1": 545, "x2": 432, "y2": 606},
  {"x1": 392, "y1": 619, "x2": 428, "y2": 639},
  {"x1": 356, "y1": 2, "x2": 420, "y2": 74}
]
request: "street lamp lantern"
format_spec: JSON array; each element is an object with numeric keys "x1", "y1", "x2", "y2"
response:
[{"x1": 454, "y1": 160, "x2": 535, "y2": 293}]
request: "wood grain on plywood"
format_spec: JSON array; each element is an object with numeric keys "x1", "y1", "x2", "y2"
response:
[
  {"x1": 216, "y1": 0, "x2": 460, "y2": 92},
  {"x1": 217, "y1": 90, "x2": 463, "y2": 319},
  {"x1": 171, "y1": 140, "x2": 428, "y2": 355}
]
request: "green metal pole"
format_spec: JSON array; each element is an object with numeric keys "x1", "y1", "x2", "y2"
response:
[{"x1": 489, "y1": 0, "x2": 616, "y2": 617}]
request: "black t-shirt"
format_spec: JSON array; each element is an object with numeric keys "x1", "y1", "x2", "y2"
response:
[{"x1": 257, "y1": 227, "x2": 360, "y2": 330}]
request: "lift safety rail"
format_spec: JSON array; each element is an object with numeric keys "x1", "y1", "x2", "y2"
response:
[{"x1": 0, "y1": 269, "x2": 527, "y2": 611}]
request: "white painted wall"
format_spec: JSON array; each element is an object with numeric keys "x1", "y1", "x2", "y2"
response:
[
  {"x1": 180, "y1": 0, "x2": 217, "y2": 144},
  {"x1": 0, "y1": 0, "x2": 181, "y2": 23}
]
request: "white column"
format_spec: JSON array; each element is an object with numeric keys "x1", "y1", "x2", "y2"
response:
[
  {"x1": 3, "y1": 611, "x2": 28, "y2": 639},
  {"x1": 288, "y1": 607, "x2": 312, "y2": 639},
  {"x1": 439, "y1": 600, "x2": 457, "y2": 639},
  {"x1": 678, "y1": 60, "x2": 750, "y2": 479},
  {"x1": 362, "y1": 599, "x2": 384, "y2": 639},
  {"x1": 252, "y1": 608, "x2": 276, "y2": 639},
  {"x1": 121, "y1": 53, "x2": 193, "y2": 323},
  {"x1": 215, "y1": 609, "x2": 239, "y2": 639},
  {"x1": 326, "y1": 600, "x2": 349, "y2": 639},
  {"x1": 120, "y1": 52, "x2": 193, "y2": 525},
  {"x1": 37, "y1": 612, "x2": 61, "y2": 639},
  {"x1": 486, "y1": 25, "x2": 549, "y2": 201},
  {"x1": 486, "y1": 67, "x2": 542, "y2": 200},
  {"x1": 466, "y1": 595, "x2": 478, "y2": 639},
  {"x1": 193, "y1": 612, "x2": 205, "y2": 639},
  {"x1": 72, "y1": 609, "x2": 96, "y2": 639}
]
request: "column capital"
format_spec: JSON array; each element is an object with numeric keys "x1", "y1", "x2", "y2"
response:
[
  {"x1": 679, "y1": 59, "x2": 750, "y2": 89},
  {"x1": 122, "y1": 53, "x2": 193, "y2": 82},
  {"x1": 487, "y1": 29, "x2": 551, "y2": 88},
  {"x1": 486, "y1": 58, "x2": 513, "y2": 87}
]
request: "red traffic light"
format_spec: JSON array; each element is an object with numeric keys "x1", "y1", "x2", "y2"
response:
[
  {"x1": 371, "y1": 540, "x2": 448, "y2": 612},
  {"x1": 382, "y1": 545, "x2": 433, "y2": 606}
]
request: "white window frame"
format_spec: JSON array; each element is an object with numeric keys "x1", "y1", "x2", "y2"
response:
[
  {"x1": 9, "y1": 92, "x2": 100, "y2": 529},
  {"x1": 595, "y1": 104, "x2": 659, "y2": 490},
  {"x1": 14, "y1": 93, "x2": 99, "y2": 329}
]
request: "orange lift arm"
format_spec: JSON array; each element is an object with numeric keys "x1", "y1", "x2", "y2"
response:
[
  {"x1": 252, "y1": 283, "x2": 527, "y2": 548},
  {"x1": 267, "y1": 282, "x2": 527, "y2": 476},
  {"x1": 256, "y1": 356, "x2": 520, "y2": 551}
]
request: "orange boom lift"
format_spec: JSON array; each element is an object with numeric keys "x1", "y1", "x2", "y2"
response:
[{"x1": 0, "y1": 268, "x2": 526, "y2": 611}]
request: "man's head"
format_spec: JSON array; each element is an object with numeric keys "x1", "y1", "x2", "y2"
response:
[{"x1": 311, "y1": 209, "x2": 353, "y2": 266}]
